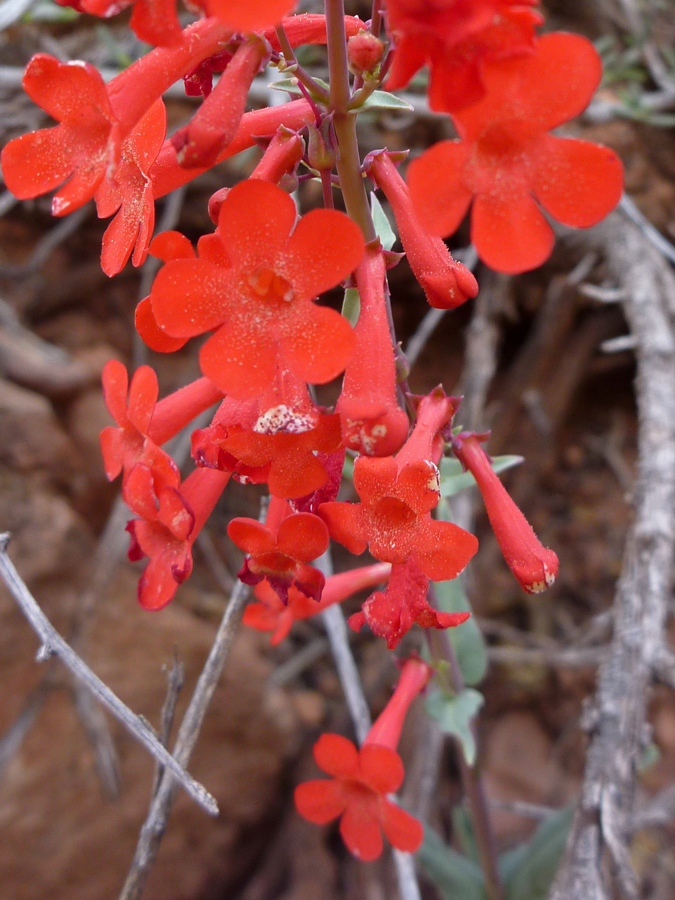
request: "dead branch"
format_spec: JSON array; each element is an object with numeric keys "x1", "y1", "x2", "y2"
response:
[
  {"x1": 0, "y1": 532, "x2": 219, "y2": 815},
  {"x1": 549, "y1": 211, "x2": 675, "y2": 900}
]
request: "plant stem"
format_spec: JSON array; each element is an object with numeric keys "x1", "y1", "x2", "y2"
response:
[
  {"x1": 427, "y1": 624, "x2": 505, "y2": 900},
  {"x1": 274, "y1": 23, "x2": 330, "y2": 103},
  {"x1": 325, "y1": 0, "x2": 377, "y2": 242}
]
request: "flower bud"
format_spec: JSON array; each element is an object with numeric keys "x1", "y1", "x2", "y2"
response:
[
  {"x1": 452, "y1": 432, "x2": 558, "y2": 593},
  {"x1": 348, "y1": 30, "x2": 385, "y2": 75}
]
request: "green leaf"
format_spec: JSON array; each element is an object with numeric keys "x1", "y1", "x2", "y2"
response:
[
  {"x1": 417, "y1": 827, "x2": 487, "y2": 900},
  {"x1": 269, "y1": 75, "x2": 330, "y2": 97},
  {"x1": 504, "y1": 806, "x2": 573, "y2": 900},
  {"x1": 342, "y1": 287, "x2": 360, "y2": 327},
  {"x1": 425, "y1": 687, "x2": 484, "y2": 766},
  {"x1": 358, "y1": 90, "x2": 415, "y2": 112},
  {"x1": 439, "y1": 454, "x2": 523, "y2": 498},
  {"x1": 370, "y1": 192, "x2": 397, "y2": 251},
  {"x1": 434, "y1": 574, "x2": 487, "y2": 685}
]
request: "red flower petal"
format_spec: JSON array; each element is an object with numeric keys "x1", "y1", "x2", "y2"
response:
[
  {"x1": 149, "y1": 230, "x2": 195, "y2": 261},
  {"x1": 406, "y1": 140, "x2": 473, "y2": 239},
  {"x1": 102, "y1": 358, "x2": 129, "y2": 425},
  {"x1": 151, "y1": 259, "x2": 232, "y2": 337},
  {"x1": 138, "y1": 555, "x2": 180, "y2": 610},
  {"x1": 314, "y1": 733, "x2": 359, "y2": 778},
  {"x1": 281, "y1": 303, "x2": 356, "y2": 386},
  {"x1": 358, "y1": 744, "x2": 405, "y2": 794},
  {"x1": 217, "y1": 179, "x2": 297, "y2": 269},
  {"x1": 276, "y1": 513, "x2": 329, "y2": 562},
  {"x1": 22, "y1": 54, "x2": 111, "y2": 125},
  {"x1": 1, "y1": 128, "x2": 73, "y2": 201},
  {"x1": 379, "y1": 800, "x2": 424, "y2": 853},
  {"x1": 127, "y1": 365, "x2": 158, "y2": 434},
  {"x1": 294, "y1": 779, "x2": 346, "y2": 824},
  {"x1": 531, "y1": 134, "x2": 623, "y2": 228},
  {"x1": 352, "y1": 455, "x2": 398, "y2": 505},
  {"x1": 471, "y1": 192, "x2": 554, "y2": 274},
  {"x1": 129, "y1": 0, "x2": 182, "y2": 47},
  {"x1": 319, "y1": 503, "x2": 368, "y2": 556},
  {"x1": 199, "y1": 323, "x2": 279, "y2": 398},
  {"x1": 227, "y1": 518, "x2": 275, "y2": 555},
  {"x1": 281, "y1": 208, "x2": 365, "y2": 302},
  {"x1": 340, "y1": 799, "x2": 383, "y2": 862},
  {"x1": 135, "y1": 296, "x2": 189, "y2": 353},
  {"x1": 411, "y1": 520, "x2": 478, "y2": 582}
]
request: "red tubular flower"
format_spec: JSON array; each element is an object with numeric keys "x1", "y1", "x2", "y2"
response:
[
  {"x1": 407, "y1": 32, "x2": 624, "y2": 274},
  {"x1": 127, "y1": 466, "x2": 230, "y2": 609},
  {"x1": 244, "y1": 561, "x2": 391, "y2": 645},
  {"x1": 349, "y1": 558, "x2": 469, "y2": 649},
  {"x1": 396, "y1": 388, "x2": 459, "y2": 469},
  {"x1": 100, "y1": 360, "x2": 179, "y2": 491},
  {"x1": 320, "y1": 455, "x2": 477, "y2": 581},
  {"x1": 338, "y1": 244, "x2": 410, "y2": 456},
  {"x1": 171, "y1": 38, "x2": 269, "y2": 169},
  {"x1": 192, "y1": 367, "x2": 343, "y2": 498},
  {"x1": 294, "y1": 659, "x2": 428, "y2": 860},
  {"x1": 386, "y1": 0, "x2": 542, "y2": 112},
  {"x1": 95, "y1": 99, "x2": 166, "y2": 276},
  {"x1": 365, "y1": 151, "x2": 478, "y2": 309},
  {"x1": 147, "y1": 179, "x2": 363, "y2": 398},
  {"x1": 2, "y1": 20, "x2": 232, "y2": 214},
  {"x1": 151, "y1": 99, "x2": 314, "y2": 197},
  {"x1": 1, "y1": 55, "x2": 122, "y2": 216},
  {"x1": 228, "y1": 496, "x2": 329, "y2": 603},
  {"x1": 208, "y1": 127, "x2": 304, "y2": 223},
  {"x1": 452, "y1": 431, "x2": 558, "y2": 593}
]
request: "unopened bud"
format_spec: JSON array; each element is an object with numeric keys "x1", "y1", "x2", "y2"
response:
[
  {"x1": 306, "y1": 119, "x2": 337, "y2": 172},
  {"x1": 348, "y1": 30, "x2": 385, "y2": 75}
]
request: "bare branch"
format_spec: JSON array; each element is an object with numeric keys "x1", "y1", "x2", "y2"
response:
[
  {"x1": 0, "y1": 532, "x2": 219, "y2": 816},
  {"x1": 549, "y1": 212, "x2": 675, "y2": 899}
]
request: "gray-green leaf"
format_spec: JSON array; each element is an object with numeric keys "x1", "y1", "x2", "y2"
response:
[
  {"x1": 504, "y1": 806, "x2": 573, "y2": 900},
  {"x1": 425, "y1": 687, "x2": 484, "y2": 766},
  {"x1": 417, "y1": 827, "x2": 488, "y2": 900},
  {"x1": 370, "y1": 192, "x2": 397, "y2": 251}
]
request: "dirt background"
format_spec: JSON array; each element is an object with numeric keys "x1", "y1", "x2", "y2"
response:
[{"x1": 1, "y1": 1, "x2": 675, "y2": 898}]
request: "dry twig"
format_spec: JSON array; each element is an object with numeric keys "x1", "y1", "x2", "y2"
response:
[
  {"x1": 0, "y1": 532, "x2": 219, "y2": 815},
  {"x1": 549, "y1": 212, "x2": 675, "y2": 899}
]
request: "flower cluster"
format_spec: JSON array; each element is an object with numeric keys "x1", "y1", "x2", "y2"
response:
[{"x1": 2, "y1": 0, "x2": 620, "y2": 866}]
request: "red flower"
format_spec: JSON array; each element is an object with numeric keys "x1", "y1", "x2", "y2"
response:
[
  {"x1": 228, "y1": 497, "x2": 329, "y2": 603},
  {"x1": 386, "y1": 0, "x2": 542, "y2": 112},
  {"x1": 452, "y1": 431, "x2": 558, "y2": 592},
  {"x1": 407, "y1": 32, "x2": 624, "y2": 274},
  {"x1": 295, "y1": 659, "x2": 429, "y2": 860},
  {"x1": 100, "y1": 359, "x2": 179, "y2": 491},
  {"x1": 349, "y1": 558, "x2": 469, "y2": 649},
  {"x1": 295, "y1": 735, "x2": 422, "y2": 860},
  {"x1": 1, "y1": 55, "x2": 122, "y2": 216},
  {"x1": 244, "y1": 561, "x2": 391, "y2": 645},
  {"x1": 364, "y1": 151, "x2": 478, "y2": 309},
  {"x1": 320, "y1": 455, "x2": 477, "y2": 581},
  {"x1": 2, "y1": 20, "x2": 233, "y2": 213},
  {"x1": 147, "y1": 179, "x2": 363, "y2": 398},
  {"x1": 96, "y1": 99, "x2": 166, "y2": 277},
  {"x1": 192, "y1": 371, "x2": 343, "y2": 498},
  {"x1": 171, "y1": 38, "x2": 268, "y2": 169},
  {"x1": 338, "y1": 244, "x2": 410, "y2": 456},
  {"x1": 127, "y1": 466, "x2": 230, "y2": 609}
]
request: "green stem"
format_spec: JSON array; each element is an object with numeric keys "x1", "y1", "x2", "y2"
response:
[
  {"x1": 274, "y1": 24, "x2": 330, "y2": 104},
  {"x1": 325, "y1": 0, "x2": 377, "y2": 242}
]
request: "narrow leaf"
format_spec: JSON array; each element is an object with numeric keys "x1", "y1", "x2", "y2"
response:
[
  {"x1": 425, "y1": 687, "x2": 484, "y2": 766},
  {"x1": 417, "y1": 826, "x2": 487, "y2": 900},
  {"x1": 440, "y1": 455, "x2": 523, "y2": 498},
  {"x1": 370, "y1": 192, "x2": 397, "y2": 251},
  {"x1": 504, "y1": 806, "x2": 573, "y2": 900}
]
